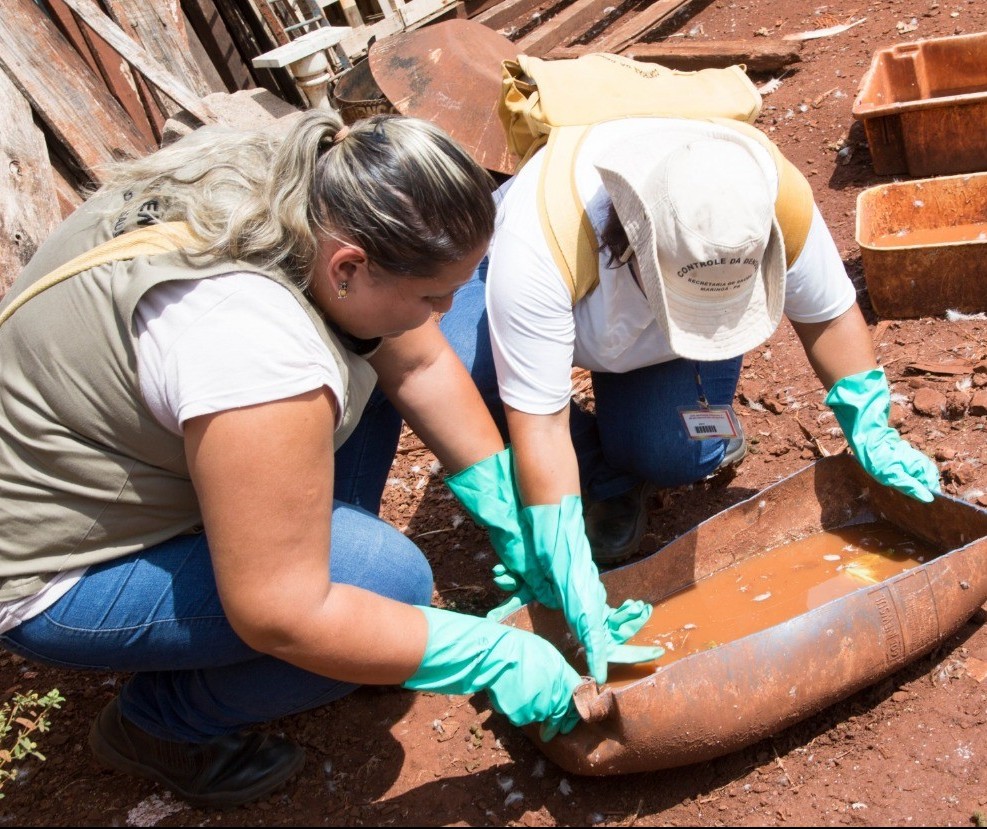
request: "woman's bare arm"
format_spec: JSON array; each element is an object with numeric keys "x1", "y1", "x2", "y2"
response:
[
  {"x1": 790, "y1": 304, "x2": 878, "y2": 391},
  {"x1": 370, "y1": 318, "x2": 505, "y2": 474},
  {"x1": 183, "y1": 388, "x2": 427, "y2": 684}
]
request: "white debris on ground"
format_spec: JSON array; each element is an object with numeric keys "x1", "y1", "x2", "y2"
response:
[{"x1": 125, "y1": 794, "x2": 186, "y2": 827}]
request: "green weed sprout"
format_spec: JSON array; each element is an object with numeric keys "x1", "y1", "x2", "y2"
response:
[{"x1": 0, "y1": 689, "x2": 65, "y2": 798}]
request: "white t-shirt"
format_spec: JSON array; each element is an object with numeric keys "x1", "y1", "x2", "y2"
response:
[
  {"x1": 487, "y1": 118, "x2": 857, "y2": 415},
  {"x1": 0, "y1": 272, "x2": 344, "y2": 634},
  {"x1": 134, "y1": 272, "x2": 345, "y2": 435}
]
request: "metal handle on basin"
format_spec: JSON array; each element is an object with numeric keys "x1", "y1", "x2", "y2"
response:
[{"x1": 572, "y1": 678, "x2": 615, "y2": 723}]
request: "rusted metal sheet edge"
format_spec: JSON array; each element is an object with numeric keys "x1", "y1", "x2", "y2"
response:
[{"x1": 545, "y1": 552, "x2": 986, "y2": 775}]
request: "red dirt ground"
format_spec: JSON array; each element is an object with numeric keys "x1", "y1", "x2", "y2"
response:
[{"x1": 3, "y1": 1, "x2": 987, "y2": 826}]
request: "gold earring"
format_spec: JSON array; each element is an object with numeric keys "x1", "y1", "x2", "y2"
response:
[{"x1": 337, "y1": 281, "x2": 348, "y2": 300}]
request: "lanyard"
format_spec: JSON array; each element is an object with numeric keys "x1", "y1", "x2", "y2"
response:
[{"x1": 694, "y1": 364, "x2": 710, "y2": 410}]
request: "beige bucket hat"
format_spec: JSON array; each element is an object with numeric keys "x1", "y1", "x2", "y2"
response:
[{"x1": 595, "y1": 122, "x2": 787, "y2": 361}]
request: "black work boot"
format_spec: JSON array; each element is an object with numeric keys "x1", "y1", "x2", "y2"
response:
[
  {"x1": 89, "y1": 697, "x2": 305, "y2": 808},
  {"x1": 583, "y1": 482, "x2": 654, "y2": 566}
]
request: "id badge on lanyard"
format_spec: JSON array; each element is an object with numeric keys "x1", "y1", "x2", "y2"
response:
[{"x1": 677, "y1": 364, "x2": 742, "y2": 440}]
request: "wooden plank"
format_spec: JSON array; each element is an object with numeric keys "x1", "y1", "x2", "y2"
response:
[
  {"x1": 255, "y1": 0, "x2": 292, "y2": 46},
  {"x1": 100, "y1": 0, "x2": 214, "y2": 119},
  {"x1": 44, "y1": 0, "x2": 158, "y2": 145},
  {"x1": 618, "y1": 38, "x2": 803, "y2": 73},
  {"x1": 38, "y1": 118, "x2": 93, "y2": 196},
  {"x1": 472, "y1": 0, "x2": 552, "y2": 32},
  {"x1": 182, "y1": 9, "x2": 233, "y2": 93},
  {"x1": 58, "y1": 0, "x2": 217, "y2": 124},
  {"x1": 513, "y1": 0, "x2": 614, "y2": 56},
  {"x1": 51, "y1": 165, "x2": 85, "y2": 220},
  {"x1": 129, "y1": 67, "x2": 170, "y2": 143},
  {"x1": 592, "y1": 0, "x2": 698, "y2": 55},
  {"x1": 0, "y1": 0, "x2": 154, "y2": 181},
  {"x1": 376, "y1": 0, "x2": 400, "y2": 20},
  {"x1": 320, "y1": 0, "x2": 366, "y2": 29},
  {"x1": 252, "y1": 26, "x2": 353, "y2": 66},
  {"x1": 461, "y1": 0, "x2": 506, "y2": 17},
  {"x1": 339, "y1": 0, "x2": 457, "y2": 57},
  {"x1": 46, "y1": 0, "x2": 169, "y2": 146},
  {"x1": 182, "y1": 0, "x2": 256, "y2": 92},
  {"x1": 130, "y1": 0, "x2": 213, "y2": 85},
  {"x1": 0, "y1": 68, "x2": 61, "y2": 297},
  {"x1": 210, "y1": 0, "x2": 306, "y2": 107},
  {"x1": 42, "y1": 0, "x2": 103, "y2": 77}
]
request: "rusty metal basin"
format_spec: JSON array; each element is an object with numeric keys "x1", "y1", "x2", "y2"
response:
[{"x1": 502, "y1": 455, "x2": 987, "y2": 775}]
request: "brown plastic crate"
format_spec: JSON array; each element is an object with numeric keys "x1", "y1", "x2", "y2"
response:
[
  {"x1": 852, "y1": 32, "x2": 987, "y2": 177},
  {"x1": 856, "y1": 172, "x2": 987, "y2": 319}
]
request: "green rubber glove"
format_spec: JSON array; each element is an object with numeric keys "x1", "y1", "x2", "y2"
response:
[
  {"x1": 825, "y1": 368, "x2": 941, "y2": 502},
  {"x1": 524, "y1": 496, "x2": 663, "y2": 684},
  {"x1": 487, "y1": 572, "x2": 664, "y2": 664},
  {"x1": 491, "y1": 567, "x2": 651, "y2": 632},
  {"x1": 445, "y1": 448, "x2": 558, "y2": 608},
  {"x1": 402, "y1": 606, "x2": 581, "y2": 741},
  {"x1": 607, "y1": 598, "x2": 656, "y2": 644}
]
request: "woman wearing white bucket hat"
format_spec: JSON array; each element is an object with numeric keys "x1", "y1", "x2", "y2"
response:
[{"x1": 439, "y1": 115, "x2": 941, "y2": 579}]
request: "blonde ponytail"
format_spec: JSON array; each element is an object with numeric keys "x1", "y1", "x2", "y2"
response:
[{"x1": 95, "y1": 110, "x2": 495, "y2": 286}]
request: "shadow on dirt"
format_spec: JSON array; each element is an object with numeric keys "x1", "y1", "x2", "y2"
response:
[{"x1": 827, "y1": 120, "x2": 901, "y2": 193}]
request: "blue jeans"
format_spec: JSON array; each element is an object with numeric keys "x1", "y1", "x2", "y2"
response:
[
  {"x1": 332, "y1": 386, "x2": 404, "y2": 513},
  {"x1": 439, "y1": 259, "x2": 743, "y2": 501},
  {"x1": 0, "y1": 420, "x2": 432, "y2": 743}
]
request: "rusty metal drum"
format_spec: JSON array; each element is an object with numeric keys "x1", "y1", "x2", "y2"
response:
[{"x1": 329, "y1": 58, "x2": 397, "y2": 125}]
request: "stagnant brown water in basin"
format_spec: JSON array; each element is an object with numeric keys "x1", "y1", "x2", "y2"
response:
[{"x1": 606, "y1": 521, "x2": 941, "y2": 688}]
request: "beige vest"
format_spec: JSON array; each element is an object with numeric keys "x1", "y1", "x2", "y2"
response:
[{"x1": 0, "y1": 195, "x2": 376, "y2": 601}]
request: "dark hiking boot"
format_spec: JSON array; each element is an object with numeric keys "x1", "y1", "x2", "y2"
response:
[
  {"x1": 89, "y1": 697, "x2": 305, "y2": 808},
  {"x1": 584, "y1": 482, "x2": 654, "y2": 566}
]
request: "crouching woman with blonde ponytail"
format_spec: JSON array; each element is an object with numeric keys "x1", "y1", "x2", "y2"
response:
[{"x1": 0, "y1": 111, "x2": 604, "y2": 807}]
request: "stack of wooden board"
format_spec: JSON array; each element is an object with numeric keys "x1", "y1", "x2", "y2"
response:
[
  {"x1": 0, "y1": 0, "x2": 305, "y2": 293},
  {"x1": 470, "y1": 0, "x2": 801, "y2": 69}
]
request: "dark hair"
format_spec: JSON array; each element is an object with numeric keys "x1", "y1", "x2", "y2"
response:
[
  {"x1": 308, "y1": 114, "x2": 496, "y2": 277},
  {"x1": 599, "y1": 202, "x2": 631, "y2": 269}
]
